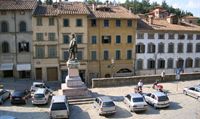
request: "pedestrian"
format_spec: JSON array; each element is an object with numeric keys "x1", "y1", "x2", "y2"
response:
[
  {"x1": 161, "y1": 70, "x2": 165, "y2": 80},
  {"x1": 137, "y1": 80, "x2": 143, "y2": 92}
]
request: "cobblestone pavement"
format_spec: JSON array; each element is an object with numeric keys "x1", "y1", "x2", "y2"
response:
[{"x1": 0, "y1": 79, "x2": 200, "y2": 119}]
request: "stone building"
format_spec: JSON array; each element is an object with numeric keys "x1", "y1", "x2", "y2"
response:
[
  {"x1": 136, "y1": 7, "x2": 200, "y2": 75},
  {"x1": 0, "y1": 0, "x2": 37, "y2": 79},
  {"x1": 87, "y1": 4, "x2": 138, "y2": 83},
  {"x1": 32, "y1": 2, "x2": 90, "y2": 82}
]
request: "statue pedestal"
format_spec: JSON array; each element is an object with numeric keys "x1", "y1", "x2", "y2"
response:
[{"x1": 59, "y1": 60, "x2": 89, "y2": 97}]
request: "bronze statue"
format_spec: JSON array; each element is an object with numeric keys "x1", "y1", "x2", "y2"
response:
[{"x1": 69, "y1": 34, "x2": 77, "y2": 60}]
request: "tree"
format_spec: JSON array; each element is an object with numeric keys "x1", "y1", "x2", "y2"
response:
[
  {"x1": 197, "y1": 19, "x2": 200, "y2": 26},
  {"x1": 37, "y1": 0, "x2": 42, "y2": 5},
  {"x1": 45, "y1": 0, "x2": 53, "y2": 5}
]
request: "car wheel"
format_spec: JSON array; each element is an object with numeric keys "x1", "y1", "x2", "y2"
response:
[{"x1": 183, "y1": 90, "x2": 187, "y2": 95}]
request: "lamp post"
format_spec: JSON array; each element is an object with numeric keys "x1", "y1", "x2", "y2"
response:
[
  {"x1": 154, "y1": 53, "x2": 157, "y2": 74},
  {"x1": 111, "y1": 59, "x2": 115, "y2": 77}
]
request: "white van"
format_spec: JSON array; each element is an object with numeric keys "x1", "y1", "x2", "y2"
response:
[
  {"x1": 32, "y1": 88, "x2": 50, "y2": 105},
  {"x1": 49, "y1": 95, "x2": 70, "y2": 119}
]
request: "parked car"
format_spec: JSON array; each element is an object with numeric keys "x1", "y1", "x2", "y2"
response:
[
  {"x1": 30, "y1": 82, "x2": 53, "y2": 95},
  {"x1": 49, "y1": 95, "x2": 70, "y2": 119},
  {"x1": 10, "y1": 90, "x2": 30, "y2": 104},
  {"x1": 124, "y1": 93, "x2": 147, "y2": 112},
  {"x1": 32, "y1": 88, "x2": 50, "y2": 105},
  {"x1": 93, "y1": 96, "x2": 116, "y2": 116},
  {"x1": 183, "y1": 86, "x2": 200, "y2": 101},
  {"x1": 0, "y1": 116, "x2": 17, "y2": 119},
  {"x1": 144, "y1": 92, "x2": 170, "y2": 108},
  {"x1": 0, "y1": 89, "x2": 10, "y2": 104}
]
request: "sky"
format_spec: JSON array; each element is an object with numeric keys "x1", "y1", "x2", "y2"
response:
[{"x1": 43, "y1": 0, "x2": 200, "y2": 17}]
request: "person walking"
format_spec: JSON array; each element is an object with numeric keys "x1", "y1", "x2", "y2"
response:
[{"x1": 137, "y1": 80, "x2": 143, "y2": 92}]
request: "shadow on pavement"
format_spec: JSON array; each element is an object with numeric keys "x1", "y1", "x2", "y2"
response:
[
  {"x1": 166, "y1": 101, "x2": 182, "y2": 110},
  {"x1": 70, "y1": 105, "x2": 91, "y2": 119},
  {"x1": 91, "y1": 92, "x2": 124, "y2": 102}
]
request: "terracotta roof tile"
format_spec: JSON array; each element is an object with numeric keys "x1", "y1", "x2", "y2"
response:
[
  {"x1": 33, "y1": 2, "x2": 90, "y2": 16},
  {"x1": 88, "y1": 5, "x2": 138, "y2": 19},
  {"x1": 137, "y1": 19, "x2": 200, "y2": 31},
  {"x1": 0, "y1": 0, "x2": 37, "y2": 10}
]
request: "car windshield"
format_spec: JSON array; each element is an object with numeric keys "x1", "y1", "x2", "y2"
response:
[
  {"x1": 132, "y1": 97, "x2": 144, "y2": 102},
  {"x1": 102, "y1": 101, "x2": 115, "y2": 107},
  {"x1": 51, "y1": 102, "x2": 67, "y2": 111},
  {"x1": 35, "y1": 84, "x2": 45, "y2": 88},
  {"x1": 34, "y1": 94, "x2": 44, "y2": 98},
  {"x1": 158, "y1": 96, "x2": 169, "y2": 101}
]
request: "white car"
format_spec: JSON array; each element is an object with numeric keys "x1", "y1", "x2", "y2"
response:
[
  {"x1": 32, "y1": 88, "x2": 50, "y2": 105},
  {"x1": 30, "y1": 82, "x2": 53, "y2": 94},
  {"x1": 124, "y1": 93, "x2": 147, "y2": 112},
  {"x1": 144, "y1": 92, "x2": 170, "y2": 108},
  {"x1": 183, "y1": 86, "x2": 200, "y2": 101}
]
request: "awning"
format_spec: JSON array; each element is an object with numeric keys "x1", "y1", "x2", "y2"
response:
[
  {"x1": 0, "y1": 63, "x2": 13, "y2": 71},
  {"x1": 17, "y1": 64, "x2": 31, "y2": 71}
]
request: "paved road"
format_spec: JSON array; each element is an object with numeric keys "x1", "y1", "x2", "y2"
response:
[{"x1": 0, "y1": 79, "x2": 200, "y2": 119}]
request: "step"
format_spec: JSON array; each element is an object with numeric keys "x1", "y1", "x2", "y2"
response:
[{"x1": 69, "y1": 100, "x2": 94, "y2": 105}]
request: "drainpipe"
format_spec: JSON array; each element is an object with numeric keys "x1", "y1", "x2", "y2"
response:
[{"x1": 14, "y1": 11, "x2": 18, "y2": 80}]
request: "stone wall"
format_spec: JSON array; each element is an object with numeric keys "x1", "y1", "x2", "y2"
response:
[{"x1": 92, "y1": 73, "x2": 200, "y2": 88}]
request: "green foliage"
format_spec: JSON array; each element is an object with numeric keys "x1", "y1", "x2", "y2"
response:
[
  {"x1": 123, "y1": 0, "x2": 193, "y2": 18},
  {"x1": 37, "y1": 0, "x2": 42, "y2": 5},
  {"x1": 45, "y1": 0, "x2": 53, "y2": 5},
  {"x1": 197, "y1": 19, "x2": 200, "y2": 25}
]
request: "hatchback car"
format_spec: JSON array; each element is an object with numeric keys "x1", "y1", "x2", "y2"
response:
[
  {"x1": 144, "y1": 92, "x2": 170, "y2": 108},
  {"x1": 124, "y1": 93, "x2": 147, "y2": 112},
  {"x1": 10, "y1": 90, "x2": 30, "y2": 104},
  {"x1": 93, "y1": 96, "x2": 116, "y2": 116},
  {"x1": 0, "y1": 89, "x2": 10, "y2": 104},
  {"x1": 183, "y1": 86, "x2": 200, "y2": 101},
  {"x1": 30, "y1": 82, "x2": 53, "y2": 95},
  {"x1": 49, "y1": 95, "x2": 70, "y2": 119},
  {"x1": 32, "y1": 88, "x2": 50, "y2": 105}
]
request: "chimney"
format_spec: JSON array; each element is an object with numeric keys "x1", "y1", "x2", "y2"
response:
[
  {"x1": 148, "y1": 15, "x2": 153, "y2": 24},
  {"x1": 129, "y1": 7, "x2": 132, "y2": 13},
  {"x1": 92, "y1": 4, "x2": 95, "y2": 11},
  {"x1": 106, "y1": 0, "x2": 109, "y2": 6}
]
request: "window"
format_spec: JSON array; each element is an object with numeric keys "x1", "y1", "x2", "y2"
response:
[
  {"x1": 48, "y1": 46, "x2": 57, "y2": 58},
  {"x1": 158, "y1": 33, "x2": 165, "y2": 39},
  {"x1": 36, "y1": 33, "x2": 44, "y2": 41},
  {"x1": 147, "y1": 59, "x2": 155, "y2": 69},
  {"x1": 35, "y1": 46, "x2": 45, "y2": 58},
  {"x1": 19, "y1": 41, "x2": 29, "y2": 52},
  {"x1": 48, "y1": 33, "x2": 56, "y2": 41},
  {"x1": 196, "y1": 34, "x2": 200, "y2": 40},
  {"x1": 195, "y1": 58, "x2": 200, "y2": 67},
  {"x1": 63, "y1": 19, "x2": 69, "y2": 27},
  {"x1": 1, "y1": 21, "x2": 8, "y2": 32},
  {"x1": 102, "y1": 36, "x2": 111, "y2": 44},
  {"x1": 20, "y1": 11, "x2": 25, "y2": 15},
  {"x1": 1, "y1": 11, "x2": 6, "y2": 15},
  {"x1": 168, "y1": 33, "x2": 174, "y2": 39},
  {"x1": 158, "y1": 59, "x2": 165, "y2": 69},
  {"x1": 127, "y1": 50, "x2": 132, "y2": 59},
  {"x1": 177, "y1": 58, "x2": 184, "y2": 68},
  {"x1": 158, "y1": 43, "x2": 164, "y2": 53},
  {"x1": 36, "y1": 17, "x2": 42, "y2": 26},
  {"x1": 177, "y1": 43, "x2": 184, "y2": 53},
  {"x1": 115, "y1": 35, "x2": 121, "y2": 44},
  {"x1": 91, "y1": 51, "x2": 97, "y2": 60},
  {"x1": 63, "y1": 51, "x2": 69, "y2": 60},
  {"x1": 115, "y1": 50, "x2": 120, "y2": 60},
  {"x1": 137, "y1": 33, "x2": 144, "y2": 39},
  {"x1": 148, "y1": 33, "x2": 154, "y2": 39},
  {"x1": 2, "y1": 42, "x2": 9, "y2": 53},
  {"x1": 19, "y1": 21, "x2": 26, "y2": 32},
  {"x1": 91, "y1": 36, "x2": 97, "y2": 44},
  {"x1": 77, "y1": 50, "x2": 83, "y2": 60},
  {"x1": 178, "y1": 34, "x2": 185, "y2": 39},
  {"x1": 63, "y1": 34, "x2": 70, "y2": 44},
  {"x1": 148, "y1": 43, "x2": 155, "y2": 53},
  {"x1": 188, "y1": 34, "x2": 193, "y2": 40},
  {"x1": 136, "y1": 43, "x2": 145, "y2": 53},
  {"x1": 103, "y1": 50, "x2": 109, "y2": 60},
  {"x1": 116, "y1": 20, "x2": 121, "y2": 27},
  {"x1": 196, "y1": 43, "x2": 200, "y2": 52},
  {"x1": 76, "y1": 34, "x2": 83, "y2": 44},
  {"x1": 91, "y1": 19, "x2": 96, "y2": 27},
  {"x1": 76, "y1": 19, "x2": 82, "y2": 27},
  {"x1": 168, "y1": 43, "x2": 174, "y2": 53},
  {"x1": 127, "y1": 19, "x2": 132, "y2": 27},
  {"x1": 104, "y1": 20, "x2": 109, "y2": 27},
  {"x1": 137, "y1": 59, "x2": 143, "y2": 70},
  {"x1": 187, "y1": 43, "x2": 193, "y2": 53},
  {"x1": 167, "y1": 58, "x2": 173, "y2": 68},
  {"x1": 127, "y1": 35, "x2": 132, "y2": 43},
  {"x1": 185, "y1": 58, "x2": 193, "y2": 68},
  {"x1": 49, "y1": 17, "x2": 54, "y2": 26}
]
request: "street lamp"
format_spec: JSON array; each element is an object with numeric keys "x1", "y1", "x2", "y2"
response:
[
  {"x1": 111, "y1": 59, "x2": 115, "y2": 77},
  {"x1": 154, "y1": 53, "x2": 157, "y2": 74}
]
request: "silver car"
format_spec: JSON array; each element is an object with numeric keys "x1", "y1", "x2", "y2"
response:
[
  {"x1": 183, "y1": 86, "x2": 200, "y2": 101},
  {"x1": 94, "y1": 96, "x2": 116, "y2": 116},
  {"x1": 0, "y1": 89, "x2": 10, "y2": 104}
]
